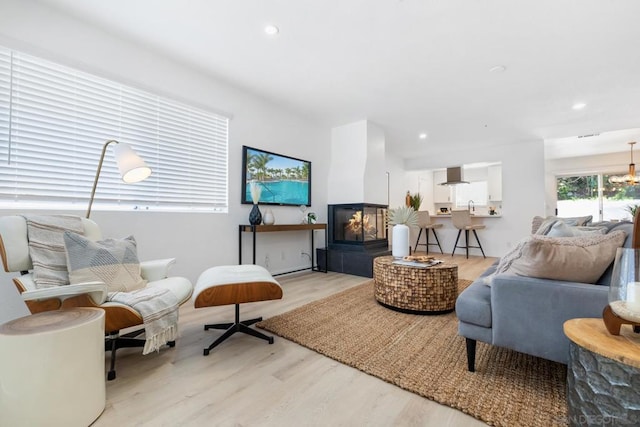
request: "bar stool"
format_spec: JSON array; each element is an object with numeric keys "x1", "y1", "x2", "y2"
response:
[
  {"x1": 451, "y1": 210, "x2": 486, "y2": 259},
  {"x1": 414, "y1": 211, "x2": 444, "y2": 254}
]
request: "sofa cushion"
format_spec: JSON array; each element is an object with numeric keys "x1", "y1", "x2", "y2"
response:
[
  {"x1": 508, "y1": 230, "x2": 626, "y2": 284},
  {"x1": 64, "y1": 232, "x2": 147, "y2": 293}
]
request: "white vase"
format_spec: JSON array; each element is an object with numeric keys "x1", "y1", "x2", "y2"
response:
[
  {"x1": 263, "y1": 208, "x2": 275, "y2": 225},
  {"x1": 392, "y1": 224, "x2": 410, "y2": 258}
]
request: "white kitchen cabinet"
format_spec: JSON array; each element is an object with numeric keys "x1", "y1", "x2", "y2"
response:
[
  {"x1": 488, "y1": 165, "x2": 502, "y2": 201},
  {"x1": 433, "y1": 170, "x2": 451, "y2": 203}
]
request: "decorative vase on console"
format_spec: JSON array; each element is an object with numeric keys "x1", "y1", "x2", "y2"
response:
[
  {"x1": 299, "y1": 205, "x2": 308, "y2": 224},
  {"x1": 263, "y1": 208, "x2": 275, "y2": 225},
  {"x1": 249, "y1": 182, "x2": 262, "y2": 226},
  {"x1": 388, "y1": 205, "x2": 419, "y2": 258}
]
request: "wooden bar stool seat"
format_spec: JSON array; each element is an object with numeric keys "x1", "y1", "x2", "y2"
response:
[
  {"x1": 414, "y1": 211, "x2": 444, "y2": 254},
  {"x1": 451, "y1": 210, "x2": 486, "y2": 259}
]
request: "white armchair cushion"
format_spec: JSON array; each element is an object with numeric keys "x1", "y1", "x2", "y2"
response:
[
  {"x1": 64, "y1": 233, "x2": 146, "y2": 293},
  {"x1": 140, "y1": 258, "x2": 176, "y2": 282}
]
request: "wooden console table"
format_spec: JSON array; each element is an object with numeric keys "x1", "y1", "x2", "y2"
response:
[{"x1": 239, "y1": 223, "x2": 328, "y2": 276}]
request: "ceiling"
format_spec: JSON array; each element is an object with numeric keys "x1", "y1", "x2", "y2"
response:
[{"x1": 35, "y1": 0, "x2": 640, "y2": 159}]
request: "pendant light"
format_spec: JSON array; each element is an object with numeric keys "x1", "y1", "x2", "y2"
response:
[{"x1": 609, "y1": 142, "x2": 640, "y2": 185}]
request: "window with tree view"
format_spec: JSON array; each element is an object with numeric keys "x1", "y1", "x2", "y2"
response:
[{"x1": 557, "y1": 174, "x2": 640, "y2": 221}]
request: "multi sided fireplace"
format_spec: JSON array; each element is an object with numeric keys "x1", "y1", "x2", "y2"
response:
[
  {"x1": 328, "y1": 203, "x2": 388, "y2": 250},
  {"x1": 319, "y1": 203, "x2": 390, "y2": 277}
]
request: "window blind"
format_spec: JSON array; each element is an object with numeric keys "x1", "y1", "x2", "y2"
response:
[{"x1": 0, "y1": 47, "x2": 229, "y2": 213}]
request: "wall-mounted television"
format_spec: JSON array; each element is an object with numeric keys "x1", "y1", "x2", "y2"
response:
[{"x1": 241, "y1": 146, "x2": 311, "y2": 206}]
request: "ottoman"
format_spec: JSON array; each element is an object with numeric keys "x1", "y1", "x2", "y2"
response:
[{"x1": 193, "y1": 264, "x2": 282, "y2": 355}]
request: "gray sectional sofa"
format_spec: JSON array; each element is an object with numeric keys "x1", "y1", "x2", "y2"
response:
[{"x1": 456, "y1": 219, "x2": 633, "y2": 371}]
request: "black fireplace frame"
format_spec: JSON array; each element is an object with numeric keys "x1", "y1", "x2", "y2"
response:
[{"x1": 328, "y1": 203, "x2": 388, "y2": 252}]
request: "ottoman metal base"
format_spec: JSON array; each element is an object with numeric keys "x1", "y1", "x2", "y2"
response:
[{"x1": 203, "y1": 303, "x2": 274, "y2": 356}]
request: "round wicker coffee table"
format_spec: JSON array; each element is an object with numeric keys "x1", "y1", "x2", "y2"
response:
[{"x1": 373, "y1": 256, "x2": 458, "y2": 314}]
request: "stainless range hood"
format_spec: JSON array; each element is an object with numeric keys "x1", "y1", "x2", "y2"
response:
[{"x1": 439, "y1": 167, "x2": 469, "y2": 185}]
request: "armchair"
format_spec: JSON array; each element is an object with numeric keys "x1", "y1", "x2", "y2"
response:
[{"x1": 0, "y1": 215, "x2": 193, "y2": 380}]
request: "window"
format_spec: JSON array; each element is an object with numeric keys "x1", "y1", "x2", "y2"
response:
[
  {"x1": 0, "y1": 46, "x2": 229, "y2": 213},
  {"x1": 454, "y1": 181, "x2": 488, "y2": 208},
  {"x1": 556, "y1": 174, "x2": 640, "y2": 221}
]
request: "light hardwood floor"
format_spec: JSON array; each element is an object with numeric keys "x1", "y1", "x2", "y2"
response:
[{"x1": 95, "y1": 254, "x2": 496, "y2": 427}]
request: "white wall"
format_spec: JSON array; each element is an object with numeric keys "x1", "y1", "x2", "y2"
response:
[
  {"x1": 0, "y1": 0, "x2": 331, "y2": 318},
  {"x1": 404, "y1": 140, "x2": 546, "y2": 257}
]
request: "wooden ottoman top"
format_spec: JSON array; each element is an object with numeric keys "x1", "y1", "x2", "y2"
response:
[{"x1": 193, "y1": 265, "x2": 282, "y2": 308}]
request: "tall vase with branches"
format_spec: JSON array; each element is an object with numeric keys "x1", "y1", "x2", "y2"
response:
[{"x1": 388, "y1": 206, "x2": 418, "y2": 258}]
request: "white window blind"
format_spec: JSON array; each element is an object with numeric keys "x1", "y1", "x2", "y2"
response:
[{"x1": 0, "y1": 47, "x2": 229, "y2": 212}]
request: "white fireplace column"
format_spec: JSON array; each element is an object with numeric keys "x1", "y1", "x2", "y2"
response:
[{"x1": 328, "y1": 120, "x2": 388, "y2": 206}]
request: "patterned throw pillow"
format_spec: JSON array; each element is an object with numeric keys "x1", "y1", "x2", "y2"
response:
[
  {"x1": 63, "y1": 232, "x2": 147, "y2": 293},
  {"x1": 482, "y1": 237, "x2": 531, "y2": 286},
  {"x1": 26, "y1": 215, "x2": 84, "y2": 288}
]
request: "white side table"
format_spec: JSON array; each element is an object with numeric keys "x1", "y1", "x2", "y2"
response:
[{"x1": 0, "y1": 308, "x2": 106, "y2": 427}]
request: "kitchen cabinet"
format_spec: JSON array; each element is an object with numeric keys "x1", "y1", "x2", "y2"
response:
[
  {"x1": 433, "y1": 170, "x2": 451, "y2": 203},
  {"x1": 488, "y1": 165, "x2": 502, "y2": 202}
]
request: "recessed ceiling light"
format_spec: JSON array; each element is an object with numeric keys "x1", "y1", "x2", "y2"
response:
[
  {"x1": 489, "y1": 65, "x2": 506, "y2": 73},
  {"x1": 572, "y1": 103, "x2": 586, "y2": 110},
  {"x1": 264, "y1": 24, "x2": 279, "y2": 36},
  {"x1": 419, "y1": 133, "x2": 428, "y2": 140}
]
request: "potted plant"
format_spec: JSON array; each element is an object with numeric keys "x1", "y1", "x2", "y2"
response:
[
  {"x1": 409, "y1": 193, "x2": 423, "y2": 212},
  {"x1": 625, "y1": 204, "x2": 640, "y2": 219},
  {"x1": 388, "y1": 206, "x2": 418, "y2": 258}
]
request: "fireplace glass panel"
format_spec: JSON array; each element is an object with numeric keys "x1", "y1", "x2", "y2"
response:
[{"x1": 332, "y1": 205, "x2": 387, "y2": 243}]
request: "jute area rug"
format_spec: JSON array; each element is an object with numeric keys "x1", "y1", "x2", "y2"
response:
[{"x1": 257, "y1": 280, "x2": 567, "y2": 427}]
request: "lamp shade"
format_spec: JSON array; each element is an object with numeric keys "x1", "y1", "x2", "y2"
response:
[{"x1": 112, "y1": 142, "x2": 152, "y2": 183}]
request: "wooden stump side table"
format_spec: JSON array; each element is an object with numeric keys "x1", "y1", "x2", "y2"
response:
[
  {"x1": 0, "y1": 308, "x2": 106, "y2": 427},
  {"x1": 563, "y1": 318, "x2": 640, "y2": 427},
  {"x1": 373, "y1": 256, "x2": 458, "y2": 314}
]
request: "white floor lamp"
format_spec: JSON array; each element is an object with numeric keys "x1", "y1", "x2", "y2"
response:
[{"x1": 86, "y1": 140, "x2": 152, "y2": 218}]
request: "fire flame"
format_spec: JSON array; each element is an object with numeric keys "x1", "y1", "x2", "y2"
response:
[{"x1": 347, "y1": 211, "x2": 376, "y2": 236}]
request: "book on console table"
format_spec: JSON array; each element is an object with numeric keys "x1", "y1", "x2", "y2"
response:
[{"x1": 392, "y1": 258, "x2": 443, "y2": 268}]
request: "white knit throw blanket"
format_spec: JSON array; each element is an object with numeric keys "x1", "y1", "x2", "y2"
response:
[{"x1": 108, "y1": 287, "x2": 179, "y2": 355}]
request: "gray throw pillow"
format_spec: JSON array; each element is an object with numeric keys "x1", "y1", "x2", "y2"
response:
[
  {"x1": 63, "y1": 232, "x2": 146, "y2": 293},
  {"x1": 532, "y1": 215, "x2": 593, "y2": 235},
  {"x1": 545, "y1": 221, "x2": 606, "y2": 238}
]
